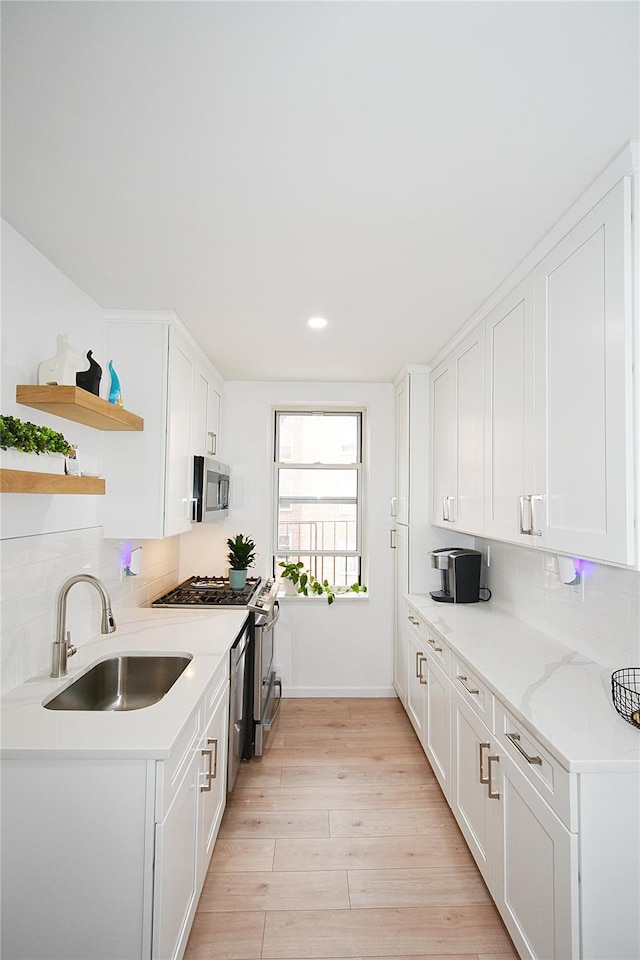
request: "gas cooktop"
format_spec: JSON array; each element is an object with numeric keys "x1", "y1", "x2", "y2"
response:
[{"x1": 152, "y1": 576, "x2": 262, "y2": 608}]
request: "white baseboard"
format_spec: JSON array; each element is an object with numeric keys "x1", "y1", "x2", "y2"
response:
[{"x1": 284, "y1": 686, "x2": 397, "y2": 698}]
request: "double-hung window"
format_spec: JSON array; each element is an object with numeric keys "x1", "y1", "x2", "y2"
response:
[{"x1": 274, "y1": 409, "x2": 364, "y2": 586}]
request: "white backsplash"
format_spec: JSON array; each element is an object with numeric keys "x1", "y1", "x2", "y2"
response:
[
  {"x1": 472, "y1": 538, "x2": 640, "y2": 669},
  {"x1": 0, "y1": 528, "x2": 180, "y2": 695}
]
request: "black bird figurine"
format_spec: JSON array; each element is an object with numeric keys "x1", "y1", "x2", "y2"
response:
[{"x1": 76, "y1": 350, "x2": 102, "y2": 396}]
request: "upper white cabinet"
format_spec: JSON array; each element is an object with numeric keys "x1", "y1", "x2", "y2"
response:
[
  {"x1": 430, "y1": 326, "x2": 484, "y2": 534},
  {"x1": 484, "y1": 275, "x2": 535, "y2": 544},
  {"x1": 532, "y1": 178, "x2": 634, "y2": 564},
  {"x1": 102, "y1": 312, "x2": 224, "y2": 539},
  {"x1": 432, "y1": 164, "x2": 637, "y2": 567}
]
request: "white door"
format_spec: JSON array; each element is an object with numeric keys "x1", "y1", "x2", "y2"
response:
[
  {"x1": 451, "y1": 688, "x2": 499, "y2": 894},
  {"x1": 453, "y1": 327, "x2": 484, "y2": 533},
  {"x1": 165, "y1": 331, "x2": 194, "y2": 537},
  {"x1": 430, "y1": 358, "x2": 455, "y2": 526},
  {"x1": 496, "y1": 750, "x2": 578, "y2": 960},
  {"x1": 395, "y1": 374, "x2": 410, "y2": 525},
  {"x1": 484, "y1": 275, "x2": 535, "y2": 544},
  {"x1": 406, "y1": 629, "x2": 427, "y2": 742},
  {"x1": 198, "y1": 688, "x2": 229, "y2": 887},
  {"x1": 153, "y1": 750, "x2": 199, "y2": 960},
  {"x1": 533, "y1": 177, "x2": 634, "y2": 564},
  {"x1": 393, "y1": 526, "x2": 409, "y2": 706},
  {"x1": 424, "y1": 653, "x2": 451, "y2": 803}
]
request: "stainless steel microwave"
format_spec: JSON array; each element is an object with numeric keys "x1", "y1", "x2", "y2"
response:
[{"x1": 193, "y1": 456, "x2": 230, "y2": 522}]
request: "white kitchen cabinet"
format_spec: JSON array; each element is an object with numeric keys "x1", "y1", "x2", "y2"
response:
[
  {"x1": 393, "y1": 524, "x2": 409, "y2": 706},
  {"x1": 496, "y1": 747, "x2": 578, "y2": 960},
  {"x1": 531, "y1": 178, "x2": 634, "y2": 565},
  {"x1": 0, "y1": 658, "x2": 230, "y2": 960},
  {"x1": 450, "y1": 685, "x2": 500, "y2": 895},
  {"x1": 430, "y1": 326, "x2": 484, "y2": 534},
  {"x1": 405, "y1": 616, "x2": 427, "y2": 741},
  {"x1": 102, "y1": 311, "x2": 224, "y2": 539},
  {"x1": 193, "y1": 360, "x2": 222, "y2": 460},
  {"x1": 484, "y1": 275, "x2": 535, "y2": 544},
  {"x1": 423, "y1": 645, "x2": 451, "y2": 803}
]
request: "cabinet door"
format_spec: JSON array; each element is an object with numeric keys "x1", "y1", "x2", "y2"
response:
[
  {"x1": 451, "y1": 688, "x2": 499, "y2": 894},
  {"x1": 430, "y1": 359, "x2": 455, "y2": 526},
  {"x1": 485, "y1": 276, "x2": 535, "y2": 544},
  {"x1": 424, "y1": 653, "x2": 451, "y2": 803},
  {"x1": 164, "y1": 331, "x2": 195, "y2": 538},
  {"x1": 533, "y1": 177, "x2": 634, "y2": 564},
  {"x1": 393, "y1": 525, "x2": 409, "y2": 706},
  {"x1": 395, "y1": 375, "x2": 410, "y2": 525},
  {"x1": 496, "y1": 751, "x2": 578, "y2": 960},
  {"x1": 197, "y1": 685, "x2": 229, "y2": 888},
  {"x1": 193, "y1": 365, "x2": 222, "y2": 459},
  {"x1": 453, "y1": 327, "x2": 484, "y2": 533},
  {"x1": 153, "y1": 750, "x2": 199, "y2": 960},
  {"x1": 406, "y1": 628, "x2": 427, "y2": 742}
]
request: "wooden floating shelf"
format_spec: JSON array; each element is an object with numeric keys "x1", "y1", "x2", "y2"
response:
[
  {"x1": 16, "y1": 385, "x2": 144, "y2": 431},
  {"x1": 0, "y1": 469, "x2": 105, "y2": 495}
]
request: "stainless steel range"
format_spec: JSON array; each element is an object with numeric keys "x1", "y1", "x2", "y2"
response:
[{"x1": 152, "y1": 575, "x2": 282, "y2": 770}]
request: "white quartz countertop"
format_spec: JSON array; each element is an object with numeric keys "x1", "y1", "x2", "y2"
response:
[
  {"x1": 0, "y1": 607, "x2": 249, "y2": 760},
  {"x1": 406, "y1": 593, "x2": 640, "y2": 773}
]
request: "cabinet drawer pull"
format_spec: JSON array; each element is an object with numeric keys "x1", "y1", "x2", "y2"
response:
[
  {"x1": 457, "y1": 675, "x2": 480, "y2": 696},
  {"x1": 390, "y1": 529, "x2": 397, "y2": 549},
  {"x1": 478, "y1": 741, "x2": 490, "y2": 784},
  {"x1": 208, "y1": 431, "x2": 217, "y2": 456},
  {"x1": 519, "y1": 495, "x2": 532, "y2": 535},
  {"x1": 408, "y1": 615, "x2": 420, "y2": 626},
  {"x1": 427, "y1": 636, "x2": 443, "y2": 652},
  {"x1": 506, "y1": 732, "x2": 542, "y2": 765},
  {"x1": 416, "y1": 651, "x2": 427, "y2": 683},
  {"x1": 487, "y1": 754, "x2": 500, "y2": 799},
  {"x1": 200, "y1": 738, "x2": 218, "y2": 792}
]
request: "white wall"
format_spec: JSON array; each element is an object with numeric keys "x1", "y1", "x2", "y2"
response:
[
  {"x1": 0, "y1": 222, "x2": 181, "y2": 692},
  {"x1": 180, "y1": 380, "x2": 397, "y2": 696}
]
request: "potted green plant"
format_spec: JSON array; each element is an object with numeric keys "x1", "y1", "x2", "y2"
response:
[
  {"x1": 227, "y1": 534, "x2": 257, "y2": 591},
  {"x1": 0, "y1": 414, "x2": 72, "y2": 474},
  {"x1": 278, "y1": 560, "x2": 367, "y2": 605}
]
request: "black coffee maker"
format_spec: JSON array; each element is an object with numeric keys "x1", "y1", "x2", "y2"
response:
[{"x1": 430, "y1": 548, "x2": 483, "y2": 603}]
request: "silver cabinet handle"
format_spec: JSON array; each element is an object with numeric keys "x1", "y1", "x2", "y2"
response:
[
  {"x1": 447, "y1": 496, "x2": 456, "y2": 522},
  {"x1": 519, "y1": 495, "x2": 532, "y2": 535},
  {"x1": 390, "y1": 496, "x2": 398, "y2": 517},
  {"x1": 487, "y1": 754, "x2": 500, "y2": 799},
  {"x1": 416, "y1": 651, "x2": 427, "y2": 682},
  {"x1": 442, "y1": 496, "x2": 449, "y2": 522},
  {"x1": 427, "y1": 636, "x2": 443, "y2": 653},
  {"x1": 457, "y1": 675, "x2": 480, "y2": 696},
  {"x1": 408, "y1": 615, "x2": 420, "y2": 626},
  {"x1": 200, "y1": 737, "x2": 218, "y2": 792},
  {"x1": 506, "y1": 732, "x2": 543, "y2": 765},
  {"x1": 208, "y1": 431, "x2": 217, "y2": 456},
  {"x1": 478, "y1": 742, "x2": 490, "y2": 784},
  {"x1": 530, "y1": 494, "x2": 543, "y2": 537},
  {"x1": 390, "y1": 529, "x2": 397, "y2": 549}
]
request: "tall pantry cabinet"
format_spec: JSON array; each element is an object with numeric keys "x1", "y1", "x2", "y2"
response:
[{"x1": 392, "y1": 367, "x2": 430, "y2": 705}]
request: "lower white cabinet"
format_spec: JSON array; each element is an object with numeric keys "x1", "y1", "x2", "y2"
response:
[
  {"x1": 451, "y1": 686, "x2": 500, "y2": 894},
  {"x1": 406, "y1": 624, "x2": 427, "y2": 741},
  {"x1": 496, "y1": 748, "x2": 578, "y2": 960},
  {"x1": 423, "y1": 650, "x2": 451, "y2": 803},
  {"x1": 0, "y1": 660, "x2": 230, "y2": 960}
]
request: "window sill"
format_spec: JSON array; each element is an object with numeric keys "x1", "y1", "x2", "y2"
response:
[{"x1": 277, "y1": 590, "x2": 369, "y2": 602}]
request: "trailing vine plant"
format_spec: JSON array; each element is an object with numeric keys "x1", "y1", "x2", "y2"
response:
[{"x1": 278, "y1": 560, "x2": 367, "y2": 606}]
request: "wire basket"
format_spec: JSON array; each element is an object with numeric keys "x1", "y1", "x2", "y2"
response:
[{"x1": 611, "y1": 668, "x2": 640, "y2": 729}]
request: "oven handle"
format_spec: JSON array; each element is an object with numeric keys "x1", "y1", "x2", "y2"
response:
[
  {"x1": 263, "y1": 679, "x2": 282, "y2": 730},
  {"x1": 258, "y1": 600, "x2": 280, "y2": 631}
]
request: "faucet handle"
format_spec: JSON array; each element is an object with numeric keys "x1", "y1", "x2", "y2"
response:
[{"x1": 66, "y1": 630, "x2": 77, "y2": 659}]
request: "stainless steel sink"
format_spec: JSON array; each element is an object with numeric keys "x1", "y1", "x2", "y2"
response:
[{"x1": 43, "y1": 654, "x2": 192, "y2": 711}]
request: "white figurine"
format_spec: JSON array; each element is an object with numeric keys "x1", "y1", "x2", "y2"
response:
[{"x1": 37, "y1": 335, "x2": 81, "y2": 386}]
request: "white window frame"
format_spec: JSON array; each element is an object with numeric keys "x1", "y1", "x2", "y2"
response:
[{"x1": 272, "y1": 407, "x2": 365, "y2": 587}]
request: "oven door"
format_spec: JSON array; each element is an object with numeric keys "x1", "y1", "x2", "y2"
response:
[{"x1": 253, "y1": 601, "x2": 281, "y2": 756}]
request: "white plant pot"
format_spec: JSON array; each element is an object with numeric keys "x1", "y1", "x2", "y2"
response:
[{"x1": 0, "y1": 449, "x2": 66, "y2": 475}]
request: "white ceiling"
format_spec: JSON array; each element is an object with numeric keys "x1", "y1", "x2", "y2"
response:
[{"x1": 2, "y1": 1, "x2": 638, "y2": 383}]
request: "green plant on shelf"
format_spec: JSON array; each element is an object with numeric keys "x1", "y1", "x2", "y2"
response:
[
  {"x1": 278, "y1": 560, "x2": 367, "y2": 606},
  {"x1": 0, "y1": 415, "x2": 72, "y2": 455}
]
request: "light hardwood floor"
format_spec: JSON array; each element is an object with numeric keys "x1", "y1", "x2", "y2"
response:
[{"x1": 185, "y1": 697, "x2": 518, "y2": 960}]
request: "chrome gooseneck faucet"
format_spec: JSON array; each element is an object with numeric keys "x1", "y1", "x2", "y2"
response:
[{"x1": 51, "y1": 574, "x2": 117, "y2": 678}]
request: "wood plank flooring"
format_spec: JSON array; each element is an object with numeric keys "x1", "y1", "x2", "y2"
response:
[{"x1": 184, "y1": 698, "x2": 518, "y2": 960}]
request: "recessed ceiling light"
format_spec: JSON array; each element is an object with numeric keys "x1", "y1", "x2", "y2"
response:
[{"x1": 308, "y1": 316, "x2": 328, "y2": 329}]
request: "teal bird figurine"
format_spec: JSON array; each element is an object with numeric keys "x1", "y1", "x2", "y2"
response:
[{"x1": 108, "y1": 360, "x2": 123, "y2": 407}]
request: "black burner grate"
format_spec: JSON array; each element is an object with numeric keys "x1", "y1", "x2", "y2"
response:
[{"x1": 152, "y1": 576, "x2": 261, "y2": 608}]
